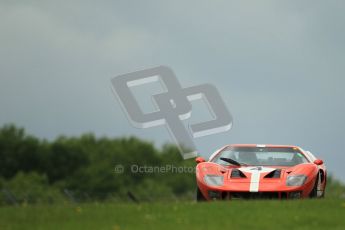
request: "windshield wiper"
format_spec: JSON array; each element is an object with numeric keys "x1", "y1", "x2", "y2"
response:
[{"x1": 220, "y1": 157, "x2": 244, "y2": 166}]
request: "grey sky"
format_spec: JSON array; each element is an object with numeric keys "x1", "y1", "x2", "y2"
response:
[{"x1": 1, "y1": 1, "x2": 344, "y2": 181}]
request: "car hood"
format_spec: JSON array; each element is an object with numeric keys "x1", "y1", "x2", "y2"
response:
[{"x1": 234, "y1": 166, "x2": 279, "y2": 192}]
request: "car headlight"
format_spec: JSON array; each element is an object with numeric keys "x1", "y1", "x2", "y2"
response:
[
  {"x1": 286, "y1": 175, "x2": 307, "y2": 186},
  {"x1": 204, "y1": 175, "x2": 224, "y2": 187}
]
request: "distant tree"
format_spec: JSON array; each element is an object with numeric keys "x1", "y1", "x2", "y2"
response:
[
  {"x1": 0, "y1": 172, "x2": 64, "y2": 205},
  {"x1": 0, "y1": 124, "x2": 42, "y2": 178}
]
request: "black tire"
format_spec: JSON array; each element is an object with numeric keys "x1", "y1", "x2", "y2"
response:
[
  {"x1": 196, "y1": 187, "x2": 206, "y2": 202},
  {"x1": 310, "y1": 172, "x2": 323, "y2": 198},
  {"x1": 319, "y1": 172, "x2": 326, "y2": 198},
  {"x1": 321, "y1": 176, "x2": 326, "y2": 198}
]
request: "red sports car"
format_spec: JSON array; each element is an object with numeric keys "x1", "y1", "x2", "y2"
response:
[{"x1": 195, "y1": 144, "x2": 326, "y2": 201}]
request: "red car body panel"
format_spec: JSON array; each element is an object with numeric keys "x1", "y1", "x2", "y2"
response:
[{"x1": 196, "y1": 144, "x2": 327, "y2": 200}]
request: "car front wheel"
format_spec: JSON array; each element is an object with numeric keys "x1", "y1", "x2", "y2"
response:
[{"x1": 196, "y1": 187, "x2": 206, "y2": 202}]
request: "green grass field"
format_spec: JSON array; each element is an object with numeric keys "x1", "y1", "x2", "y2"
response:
[{"x1": 1, "y1": 198, "x2": 345, "y2": 230}]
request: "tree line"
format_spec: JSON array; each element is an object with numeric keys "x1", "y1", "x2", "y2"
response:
[{"x1": 0, "y1": 124, "x2": 195, "y2": 204}]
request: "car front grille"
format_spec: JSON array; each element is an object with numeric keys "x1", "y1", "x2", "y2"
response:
[{"x1": 229, "y1": 192, "x2": 287, "y2": 199}]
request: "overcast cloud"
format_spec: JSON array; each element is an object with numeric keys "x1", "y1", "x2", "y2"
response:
[{"x1": 1, "y1": 1, "x2": 344, "y2": 181}]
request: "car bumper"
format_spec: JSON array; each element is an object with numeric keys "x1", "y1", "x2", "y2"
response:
[
  {"x1": 197, "y1": 180, "x2": 314, "y2": 200},
  {"x1": 207, "y1": 190, "x2": 303, "y2": 200}
]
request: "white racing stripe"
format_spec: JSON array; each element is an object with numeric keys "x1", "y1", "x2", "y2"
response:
[
  {"x1": 249, "y1": 171, "x2": 260, "y2": 192},
  {"x1": 239, "y1": 167, "x2": 276, "y2": 192}
]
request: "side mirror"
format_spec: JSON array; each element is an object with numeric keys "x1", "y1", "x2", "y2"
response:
[
  {"x1": 314, "y1": 159, "x2": 323, "y2": 165},
  {"x1": 195, "y1": 157, "x2": 206, "y2": 164}
]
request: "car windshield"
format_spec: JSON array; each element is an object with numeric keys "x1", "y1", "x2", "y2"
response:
[{"x1": 212, "y1": 147, "x2": 309, "y2": 166}]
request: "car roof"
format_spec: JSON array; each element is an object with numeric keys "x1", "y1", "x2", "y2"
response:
[{"x1": 226, "y1": 144, "x2": 301, "y2": 149}]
